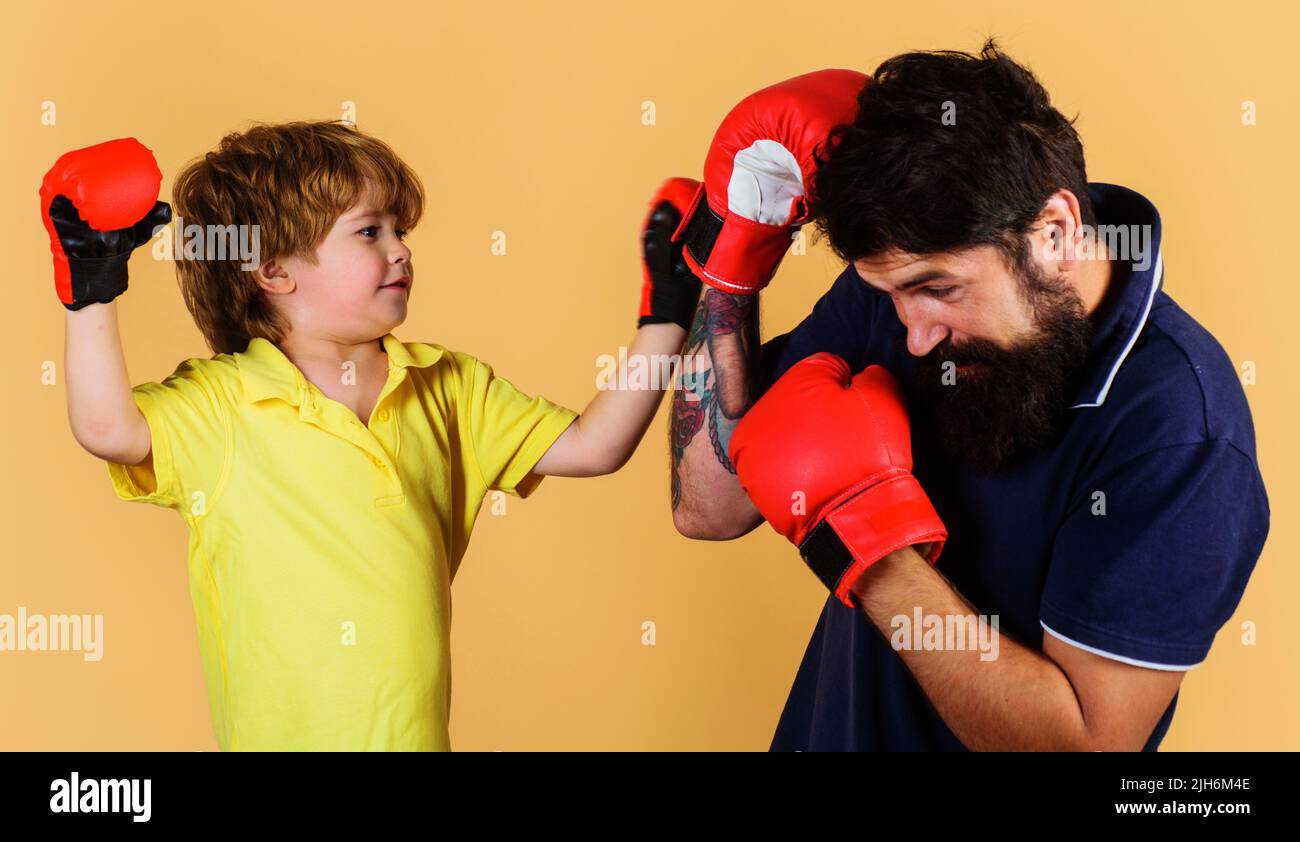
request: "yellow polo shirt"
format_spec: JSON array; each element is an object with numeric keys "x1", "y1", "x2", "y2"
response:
[{"x1": 106, "y1": 334, "x2": 577, "y2": 751}]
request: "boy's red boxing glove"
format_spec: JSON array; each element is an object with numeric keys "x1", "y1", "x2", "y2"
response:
[
  {"x1": 728, "y1": 353, "x2": 947, "y2": 607},
  {"x1": 673, "y1": 69, "x2": 867, "y2": 295},
  {"x1": 638, "y1": 177, "x2": 703, "y2": 331},
  {"x1": 40, "y1": 137, "x2": 171, "y2": 310}
]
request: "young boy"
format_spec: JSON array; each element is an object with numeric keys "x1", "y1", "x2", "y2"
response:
[{"x1": 47, "y1": 123, "x2": 701, "y2": 750}]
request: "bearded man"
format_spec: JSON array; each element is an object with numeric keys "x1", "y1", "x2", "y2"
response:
[{"x1": 668, "y1": 40, "x2": 1270, "y2": 751}]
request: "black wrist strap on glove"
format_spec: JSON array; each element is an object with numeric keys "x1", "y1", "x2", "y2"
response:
[
  {"x1": 798, "y1": 518, "x2": 857, "y2": 595},
  {"x1": 678, "y1": 195, "x2": 724, "y2": 278},
  {"x1": 48, "y1": 195, "x2": 172, "y2": 311},
  {"x1": 640, "y1": 200, "x2": 702, "y2": 331}
]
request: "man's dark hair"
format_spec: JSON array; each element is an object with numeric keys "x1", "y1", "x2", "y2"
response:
[{"x1": 809, "y1": 38, "x2": 1094, "y2": 271}]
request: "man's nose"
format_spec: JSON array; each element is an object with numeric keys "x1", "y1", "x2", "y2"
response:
[
  {"x1": 896, "y1": 300, "x2": 948, "y2": 357},
  {"x1": 906, "y1": 321, "x2": 948, "y2": 357}
]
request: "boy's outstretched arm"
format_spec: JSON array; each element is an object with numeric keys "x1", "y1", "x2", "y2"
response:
[
  {"x1": 532, "y1": 178, "x2": 701, "y2": 479},
  {"x1": 533, "y1": 322, "x2": 686, "y2": 478}
]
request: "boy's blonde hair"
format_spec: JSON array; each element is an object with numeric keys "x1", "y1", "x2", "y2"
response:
[{"x1": 171, "y1": 121, "x2": 425, "y2": 354}]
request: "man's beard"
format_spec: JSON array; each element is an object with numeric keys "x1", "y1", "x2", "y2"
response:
[{"x1": 906, "y1": 260, "x2": 1095, "y2": 473}]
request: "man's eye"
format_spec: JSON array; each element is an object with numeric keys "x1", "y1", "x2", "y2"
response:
[{"x1": 926, "y1": 286, "x2": 955, "y2": 299}]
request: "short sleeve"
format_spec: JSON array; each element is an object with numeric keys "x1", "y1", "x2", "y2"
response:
[
  {"x1": 462, "y1": 357, "x2": 578, "y2": 498},
  {"x1": 106, "y1": 359, "x2": 231, "y2": 512},
  {"x1": 1041, "y1": 440, "x2": 1270, "y2": 669}
]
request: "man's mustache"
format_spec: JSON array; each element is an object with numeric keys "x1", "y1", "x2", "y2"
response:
[{"x1": 919, "y1": 337, "x2": 1012, "y2": 371}]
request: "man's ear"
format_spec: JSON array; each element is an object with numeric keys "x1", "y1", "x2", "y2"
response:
[
  {"x1": 255, "y1": 259, "x2": 294, "y2": 295},
  {"x1": 1034, "y1": 189, "x2": 1086, "y2": 273}
]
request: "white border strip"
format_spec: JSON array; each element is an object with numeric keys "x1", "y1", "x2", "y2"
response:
[
  {"x1": 1072, "y1": 249, "x2": 1164, "y2": 409},
  {"x1": 1040, "y1": 620, "x2": 1200, "y2": 671}
]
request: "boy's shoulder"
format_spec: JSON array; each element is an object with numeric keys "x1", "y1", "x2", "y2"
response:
[
  {"x1": 391, "y1": 341, "x2": 552, "y2": 412},
  {"x1": 386, "y1": 338, "x2": 494, "y2": 383},
  {"x1": 141, "y1": 350, "x2": 241, "y2": 399},
  {"x1": 382, "y1": 339, "x2": 489, "y2": 406},
  {"x1": 177, "y1": 336, "x2": 514, "y2": 404}
]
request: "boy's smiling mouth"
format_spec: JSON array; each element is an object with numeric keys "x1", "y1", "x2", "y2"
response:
[{"x1": 379, "y1": 277, "x2": 410, "y2": 291}]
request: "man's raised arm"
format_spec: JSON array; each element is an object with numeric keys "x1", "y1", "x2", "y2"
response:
[
  {"x1": 670, "y1": 288, "x2": 764, "y2": 539},
  {"x1": 662, "y1": 68, "x2": 867, "y2": 540}
]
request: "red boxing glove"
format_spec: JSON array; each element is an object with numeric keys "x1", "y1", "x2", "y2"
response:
[
  {"x1": 675, "y1": 69, "x2": 867, "y2": 295},
  {"x1": 40, "y1": 137, "x2": 170, "y2": 310},
  {"x1": 638, "y1": 177, "x2": 703, "y2": 331},
  {"x1": 728, "y1": 353, "x2": 947, "y2": 607}
]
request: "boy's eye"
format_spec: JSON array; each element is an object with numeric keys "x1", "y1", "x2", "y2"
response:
[{"x1": 358, "y1": 225, "x2": 409, "y2": 240}]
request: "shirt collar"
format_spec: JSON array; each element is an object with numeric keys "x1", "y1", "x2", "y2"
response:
[
  {"x1": 237, "y1": 333, "x2": 443, "y2": 406},
  {"x1": 1069, "y1": 182, "x2": 1165, "y2": 409}
]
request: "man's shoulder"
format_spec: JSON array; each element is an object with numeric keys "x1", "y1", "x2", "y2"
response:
[
  {"x1": 1099, "y1": 291, "x2": 1256, "y2": 457},
  {"x1": 764, "y1": 265, "x2": 899, "y2": 380}
]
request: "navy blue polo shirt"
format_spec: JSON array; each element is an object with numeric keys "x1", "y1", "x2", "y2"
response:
[{"x1": 760, "y1": 183, "x2": 1270, "y2": 751}]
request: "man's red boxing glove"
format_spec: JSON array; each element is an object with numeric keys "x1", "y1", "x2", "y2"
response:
[
  {"x1": 674, "y1": 69, "x2": 867, "y2": 295},
  {"x1": 638, "y1": 177, "x2": 703, "y2": 331},
  {"x1": 39, "y1": 137, "x2": 171, "y2": 310},
  {"x1": 728, "y1": 353, "x2": 947, "y2": 607}
]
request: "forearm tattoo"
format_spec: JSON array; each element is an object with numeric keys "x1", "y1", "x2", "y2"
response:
[{"x1": 670, "y1": 288, "x2": 760, "y2": 510}]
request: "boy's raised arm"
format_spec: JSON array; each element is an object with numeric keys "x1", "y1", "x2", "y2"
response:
[
  {"x1": 66, "y1": 303, "x2": 151, "y2": 465},
  {"x1": 41, "y1": 138, "x2": 171, "y2": 464}
]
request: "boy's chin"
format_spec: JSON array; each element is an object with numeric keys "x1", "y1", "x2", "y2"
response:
[
  {"x1": 353, "y1": 310, "x2": 406, "y2": 340},
  {"x1": 378, "y1": 313, "x2": 406, "y2": 333}
]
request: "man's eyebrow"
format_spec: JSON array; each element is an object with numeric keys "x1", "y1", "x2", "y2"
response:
[{"x1": 857, "y1": 267, "x2": 954, "y2": 293}]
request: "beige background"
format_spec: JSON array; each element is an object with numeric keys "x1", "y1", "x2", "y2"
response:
[{"x1": 1, "y1": 0, "x2": 1294, "y2": 750}]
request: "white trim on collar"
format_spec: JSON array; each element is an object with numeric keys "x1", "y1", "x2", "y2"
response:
[{"x1": 1072, "y1": 249, "x2": 1164, "y2": 409}]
